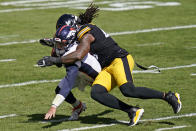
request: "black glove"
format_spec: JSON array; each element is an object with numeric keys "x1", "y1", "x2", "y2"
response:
[
  {"x1": 39, "y1": 38, "x2": 54, "y2": 47},
  {"x1": 56, "y1": 63, "x2": 63, "y2": 68},
  {"x1": 37, "y1": 56, "x2": 62, "y2": 67}
]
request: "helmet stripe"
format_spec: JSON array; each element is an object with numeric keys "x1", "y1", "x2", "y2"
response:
[{"x1": 58, "y1": 25, "x2": 68, "y2": 36}]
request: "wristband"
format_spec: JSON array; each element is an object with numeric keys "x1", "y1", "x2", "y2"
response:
[
  {"x1": 52, "y1": 94, "x2": 65, "y2": 107},
  {"x1": 50, "y1": 57, "x2": 62, "y2": 64},
  {"x1": 55, "y1": 57, "x2": 62, "y2": 64}
]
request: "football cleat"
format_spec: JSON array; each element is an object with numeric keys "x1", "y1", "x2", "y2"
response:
[
  {"x1": 165, "y1": 91, "x2": 182, "y2": 114},
  {"x1": 68, "y1": 102, "x2": 86, "y2": 121},
  {"x1": 128, "y1": 107, "x2": 144, "y2": 126}
]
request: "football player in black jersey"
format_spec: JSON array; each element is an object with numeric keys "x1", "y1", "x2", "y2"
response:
[
  {"x1": 39, "y1": 4, "x2": 104, "y2": 120},
  {"x1": 38, "y1": 4, "x2": 181, "y2": 126}
]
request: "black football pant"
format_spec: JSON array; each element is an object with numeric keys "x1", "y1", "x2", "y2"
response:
[{"x1": 91, "y1": 83, "x2": 164, "y2": 113}]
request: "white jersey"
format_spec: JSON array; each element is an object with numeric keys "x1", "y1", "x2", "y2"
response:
[
  {"x1": 53, "y1": 42, "x2": 102, "y2": 107},
  {"x1": 63, "y1": 42, "x2": 101, "y2": 73}
]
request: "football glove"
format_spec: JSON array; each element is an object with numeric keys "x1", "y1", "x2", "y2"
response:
[
  {"x1": 39, "y1": 38, "x2": 54, "y2": 47},
  {"x1": 56, "y1": 63, "x2": 63, "y2": 68},
  {"x1": 37, "y1": 56, "x2": 62, "y2": 67}
]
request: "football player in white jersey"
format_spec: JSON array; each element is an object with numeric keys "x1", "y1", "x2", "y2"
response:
[{"x1": 37, "y1": 14, "x2": 101, "y2": 120}]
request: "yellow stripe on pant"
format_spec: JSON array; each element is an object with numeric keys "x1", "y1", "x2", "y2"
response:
[{"x1": 92, "y1": 54, "x2": 135, "y2": 92}]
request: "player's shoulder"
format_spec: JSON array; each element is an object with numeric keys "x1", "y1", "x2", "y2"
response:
[{"x1": 77, "y1": 24, "x2": 95, "y2": 40}]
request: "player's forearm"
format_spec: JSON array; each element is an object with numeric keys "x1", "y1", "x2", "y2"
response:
[{"x1": 60, "y1": 51, "x2": 82, "y2": 64}]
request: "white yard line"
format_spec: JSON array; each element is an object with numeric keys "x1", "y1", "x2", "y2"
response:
[
  {"x1": 0, "y1": 8, "x2": 34, "y2": 13},
  {"x1": 0, "y1": 0, "x2": 91, "y2": 13},
  {"x1": 0, "y1": 39, "x2": 38, "y2": 46},
  {"x1": 191, "y1": 73, "x2": 196, "y2": 76},
  {"x1": 0, "y1": 59, "x2": 16, "y2": 62},
  {"x1": 0, "y1": 25, "x2": 196, "y2": 46},
  {"x1": 58, "y1": 124, "x2": 116, "y2": 131},
  {"x1": 137, "y1": 42, "x2": 164, "y2": 46},
  {"x1": 159, "y1": 64, "x2": 196, "y2": 71},
  {"x1": 0, "y1": 0, "x2": 57, "y2": 6},
  {"x1": 0, "y1": 79, "x2": 61, "y2": 88},
  {"x1": 155, "y1": 125, "x2": 190, "y2": 131},
  {"x1": 0, "y1": 0, "x2": 180, "y2": 13},
  {"x1": 140, "y1": 113, "x2": 196, "y2": 122},
  {"x1": 109, "y1": 25, "x2": 196, "y2": 36},
  {"x1": 0, "y1": 35, "x2": 19, "y2": 39},
  {"x1": 133, "y1": 70, "x2": 160, "y2": 74},
  {"x1": 56, "y1": 113, "x2": 196, "y2": 131},
  {"x1": 0, "y1": 64, "x2": 195, "y2": 88},
  {"x1": 133, "y1": 63, "x2": 196, "y2": 74},
  {"x1": 0, "y1": 114, "x2": 17, "y2": 119},
  {"x1": 117, "y1": 113, "x2": 196, "y2": 124}
]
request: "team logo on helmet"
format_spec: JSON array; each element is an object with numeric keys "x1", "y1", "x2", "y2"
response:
[{"x1": 55, "y1": 25, "x2": 76, "y2": 45}]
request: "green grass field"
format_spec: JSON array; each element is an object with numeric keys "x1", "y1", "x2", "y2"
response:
[{"x1": 0, "y1": 0, "x2": 196, "y2": 130}]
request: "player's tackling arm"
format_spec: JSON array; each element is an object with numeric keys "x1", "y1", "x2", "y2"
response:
[{"x1": 60, "y1": 33, "x2": 95, "y2": 64}]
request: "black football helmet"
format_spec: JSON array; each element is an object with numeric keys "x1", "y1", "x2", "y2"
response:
[
  {"x1": 56, "y1": 14, "x2": 80, "y2": 30},
  {"x1": 53, "y1": 25, "x2": 77, "y2": 56}
]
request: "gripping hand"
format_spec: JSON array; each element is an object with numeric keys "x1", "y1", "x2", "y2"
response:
[{"x1": 37, "y1": 56, "x2": 61, "y2": 67}]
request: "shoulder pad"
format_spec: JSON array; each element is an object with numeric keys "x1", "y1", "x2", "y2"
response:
[{"x1": 77, "y1": 25, "x2": 91, "y2": 41}]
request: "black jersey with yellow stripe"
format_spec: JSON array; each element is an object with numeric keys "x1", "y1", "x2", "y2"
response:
[{"x1": 77, "y1": 24, "x2": 128, "y2": 68}]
